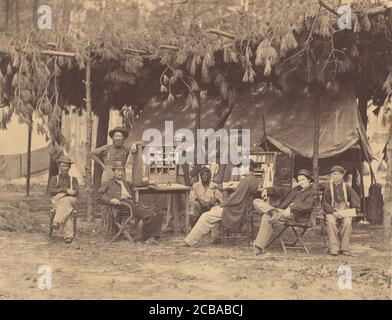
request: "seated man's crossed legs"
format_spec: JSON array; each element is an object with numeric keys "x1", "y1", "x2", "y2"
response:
[
  {"x1": 253, "y1": 199, "x2": 292, "y2": 255},
  {"x1": 118, "y1": 198, "x2": 164, "y2": 242},
  {"x1": 184, "y1": 206, "x2": 223, "y2": 246}
]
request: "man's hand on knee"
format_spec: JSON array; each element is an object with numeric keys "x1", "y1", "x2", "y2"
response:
[{"x1": 110, "y1": 199, "x2": 121, "y2": 206}]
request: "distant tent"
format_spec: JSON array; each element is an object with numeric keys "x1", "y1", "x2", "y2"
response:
[{"x1": 0, "y1": 114, "x2": 50, "y2": 181}]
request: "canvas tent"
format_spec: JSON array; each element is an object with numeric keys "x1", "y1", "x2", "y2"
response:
[
  {"x1": 0, "y1": 114, "x2": 50, "y2": 182},
  {"x1": 126, "y1": 82, "x2": 372, "y2": 176}
]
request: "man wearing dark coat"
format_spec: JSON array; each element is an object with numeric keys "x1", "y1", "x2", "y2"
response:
[
  {"x1": 96, "y1": 161, "x2": 164, "y2": 242},
  {"x1": 183, "y1": 160, "x2": 259, "y2": 246},
  {"x1": 253, "y1": 169, "x2": 315, "y2": 255}
]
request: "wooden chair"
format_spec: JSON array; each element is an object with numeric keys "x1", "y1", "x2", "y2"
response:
[
  {"x1": 221, "y1": 208, "x2": 259, "y2": 247},
  {"x1": 49, "y1": 209, "x2": 77, "y2": 238}
]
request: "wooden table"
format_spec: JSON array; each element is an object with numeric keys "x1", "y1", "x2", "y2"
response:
[{"x1": 134, "y1": 184, "x2": 192, "y2": 235}]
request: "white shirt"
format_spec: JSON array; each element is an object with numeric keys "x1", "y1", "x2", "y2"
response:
[{"x1": 118, "y1": 180, "x2": 131, "y2": 199}]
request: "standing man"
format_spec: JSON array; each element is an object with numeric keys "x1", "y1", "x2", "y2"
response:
[
  {"x1": 253, "y1": 169, "x2": 314, "y2": 256},
  {"x1": 183, "y1": 160, "x2": 259, "y2": 247},
  {"x1": 96, "y1": 161, "x2": 164, "y2": 242},
  {"x1": 189, "y1": 166, "x2": 223, "y2": 226},
  {"x1": 49, "y1": 155, "x2": 79, "y2": 244},
  {"x1": 322, "y1": 165, "x2": 361, "y2": 256},
  {"x1": 91, "y1": 126, "x2": 136, "y2": 185}
]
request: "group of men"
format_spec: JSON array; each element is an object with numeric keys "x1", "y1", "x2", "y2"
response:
[{"x1": 49, "y1": 126, "x2": 361, "y2": 257}]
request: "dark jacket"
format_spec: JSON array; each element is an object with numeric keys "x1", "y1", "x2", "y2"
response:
[
  {"x1": 96, "y1": 179, "x2": 133, "y2": 206},
  {"x1": 221, "y1": 173, "x2": 259, "y2": 231},
  {"x1": 49, "y1": 174, "x2": 79, "y2": 197},
  {"x1": 267, "y1": 185, "x2": 315, "y2": 220},
  {"x1": 322, "y1": 183, "x2": 361, "y2": 214}
]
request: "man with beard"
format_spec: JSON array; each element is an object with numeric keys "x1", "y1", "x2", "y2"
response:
[
  {"x1": 92, "y1": 127, "x2": 136, "y2": 185},
  {"x1": 189, "y1": 166, "x2": 223, "y2": 226},
  {"x1": 49, "y1": 155, "x2": 79, "y2": 243}
]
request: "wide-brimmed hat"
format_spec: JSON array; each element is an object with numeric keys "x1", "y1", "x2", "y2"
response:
[
  {"x1": 294, "y1": 169, "x2": 313, "y2": 182},
  {"x1": 330, "y1": 165, "x2": 345, "y2": 174},
  {"x1": 108, "y1": 127, "x2": 129, "y2": 139},
  {"x1": 110, "y1": 160, "x2": 125, "y2": 170},
  {"x1": 56, "y1": 155, "x2": 73, "y2": 165}
]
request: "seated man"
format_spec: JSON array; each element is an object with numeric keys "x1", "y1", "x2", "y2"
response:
[
  {"x1": 189, "y1": 166, "x2": 223, "y2": 226},
  {"x1": 184, "y1": 160, "x2": 259, "y2": 247},
  {"x1": 96, "y1": 161, "x2": 164, "y2": 242},
  {"x1": 253, "y1": 169, "x2": 314, "y2": 256},
  {"x1": 49, "y1": 155, "x2": 79, "y2": 244},
  {"x1": 322, "y1": 165, "x2": 361, "y2": 256}
]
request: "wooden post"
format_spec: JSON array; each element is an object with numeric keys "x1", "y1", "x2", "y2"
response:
[
  {"x1": 195, "y1": 92, "x2": 201, "y2": 163},
  {"x1": 358, "y1": 148, "x2": 366, "y2": 216},
  {"x1": 26, "y1": 114, "x2": 32, "y2": 197},
  {"x1": 383, "y1": 129, "x2": 392, "y2": 250},
  {"x1": 312, "y1": 90, "x2": 321, "y2": 211},
  {"x1": 262, "y1": 113, "x2": 269, "y2": 151},
  {"x1": 85, "y1": 46, "x2": 94, "y2": 221}
]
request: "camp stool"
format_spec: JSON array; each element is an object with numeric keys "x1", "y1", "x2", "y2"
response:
[
  {"x1": 49, "y1": 209, "x2": 78, "y2": 239},
  {"x1": 265, "y1": 215, "x2": 313, "y2": 255},
  {"x1": 110, "y1": 201, "x2": 137, "y2": 243},
  {"x1": 221, "y1": 208, "x2": 259, "y2": 247}
]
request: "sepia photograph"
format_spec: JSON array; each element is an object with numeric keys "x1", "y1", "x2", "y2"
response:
[{"x1": 0, "y1": 0, "x2": 391, "y2": 305}]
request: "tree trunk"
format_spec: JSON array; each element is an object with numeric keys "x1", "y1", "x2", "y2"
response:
[
  {"x1": 5, "y1": 0, "x2": 10, "y2": 30},
  {"x1": 383, "y1": 129, "x2": 392, "y2": 250},
  {"x1": 312, "y1": 92, "x2": 321, "y2": 196},
  {"x1": 46, "y1": 71, "x2": 62, "y2": 193},
  {"x1": 32, "y1": 0, "x2": 38, "y2": 30},
  {"x1": 26, "y1": 115, "x2": 32, "y2": 197},
  {"x1": 14, "y1": 0, "x2": 20, "y2": 33},
  {"x1": 195, "y1": 92, "x2": 201, "y2": 163},
  {"x1": 85, "y1": 47, "x2": 94, "y2": 222},
  {"x1": 93, "y1": 97, "x2": 110, "y2": 189}
]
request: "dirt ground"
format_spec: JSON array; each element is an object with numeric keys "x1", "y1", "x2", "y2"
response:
[{"x1": 0, "y1": 191, "x2": 391, "y2": 300}]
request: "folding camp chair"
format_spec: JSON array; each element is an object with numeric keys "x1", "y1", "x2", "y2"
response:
[
  {"x1": 265, "y1": 215, "x2": 313, "y2": 255},
  {"x1": 110, "y1": 201, "x2": 136, "y2": 243},
  {"x1": 49, "y1": 209, "x2": 78, "y2": 238}
]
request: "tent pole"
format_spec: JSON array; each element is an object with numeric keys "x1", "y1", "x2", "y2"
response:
[
  {"x1": 84, "y1": 45, "x2": 94, "y2": 222},
  {"x1": 26, "y1": 114, "x2": 32, "y2": 197},
  {"x1": 195, "y1": 92, "x2": 201, "y2": 163},
  {"x1": 312, "y1": 92, "x2": 321, "y2": 203},
  {"x1": 262, "y1": 113, "x2": 269, "y2": 151},
  {"x1": 358, "y1": 148, "x2": 366, "y2": 216}
]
